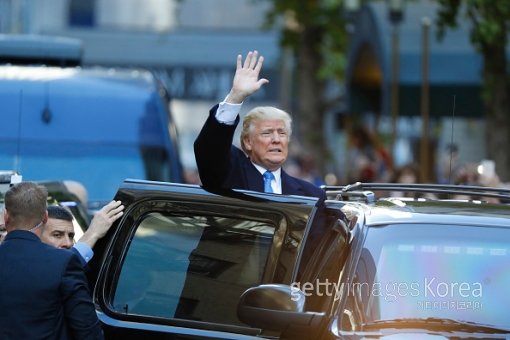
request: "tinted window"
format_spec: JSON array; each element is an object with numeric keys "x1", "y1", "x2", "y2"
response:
[
  {"x1": 69, "y1": 0, "x2": 95, "y2": 27},
  {"x1": 344, "y1": 223, "x2": 510, "y2": 329},
  {"x1": 112, "y1": 212, "x2": 275, "y2": 326}
]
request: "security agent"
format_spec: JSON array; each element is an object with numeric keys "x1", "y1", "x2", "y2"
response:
[
  {"x1": 0, "y1": 181, "x2": 103, "y2": 339},
  {"x1": 34, "y1": 201, "x2": 124, "y2": 264}
]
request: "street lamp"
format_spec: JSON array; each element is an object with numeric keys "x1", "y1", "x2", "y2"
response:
[
  {"x1": 420, "y1": 17, "x2": 431, "y2": 182},
  {"x1": 387, "y1": 0, "x2": 404, "y2": 158},
  {"x1": 344, "y1": 0, "x2": 361, "y2": 33},
  {"x1": 388, "y1": 0, "x2": 404, "y2": 23}
]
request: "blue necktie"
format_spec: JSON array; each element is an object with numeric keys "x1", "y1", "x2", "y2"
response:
[{"x1": 263, "y1": 171, "x2": 275, "y2": 193}]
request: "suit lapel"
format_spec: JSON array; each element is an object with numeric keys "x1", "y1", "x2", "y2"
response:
[
  {"x1": 281, "y1": 170, "x2": 305, "y2": 196},
  {"x1": 242, "y1": 157, "x2": 265, "y2": 192}
]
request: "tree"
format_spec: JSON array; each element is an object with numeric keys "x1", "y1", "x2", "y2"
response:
[
  {"x1": 436, "y1": 0, "x2": 510, "y2": 181},
  {"x1": 261, "y1": 0, "x2": 349, "y2": 174}
]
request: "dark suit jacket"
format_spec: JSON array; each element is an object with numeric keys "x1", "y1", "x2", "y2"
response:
[
  {"x1": 0, "y1": 230, "x2": 103, "y2": 340},
  {"x1": 194, "y1": 105, "x2": 326, "y2": 200}
]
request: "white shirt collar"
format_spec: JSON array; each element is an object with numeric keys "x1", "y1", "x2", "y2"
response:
[{"x1": 252, "y1": 163, "x2": 282, "y2": 194}]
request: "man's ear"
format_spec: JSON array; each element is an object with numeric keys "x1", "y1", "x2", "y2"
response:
[
  {"x1": 243, "y1": 136, "x2": 252, "y2": 152},
  {"x1": 42, "y1": 211, "x2": 48, "y2": 224},
  {"x1": 3, "y1": 210, "x2": 14, "y2": 232},
  {"x1": 3, "y1": 210, "x2": 10, "y2": 226}
]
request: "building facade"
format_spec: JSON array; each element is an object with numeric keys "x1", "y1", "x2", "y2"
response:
[{"x1": 0, "y1": 0, "x2": 283, "y2": 172}]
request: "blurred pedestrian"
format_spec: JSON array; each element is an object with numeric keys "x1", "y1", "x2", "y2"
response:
[
  {"x1": 0, "y1": 182, "x2": 103, "y2": 339},
  {"x1": 285, "y1": 153, "x2": 326, "y2": 187},
  {"x1": 436, "y1": 143, "x2": 462, "y2": 184},
  {"x1": 389, "y1": 163, "x2": 420, "y2": 198},
  {"x1": 347, "y1": 125, "x2": 392, "y2": 183},
  {"x1": 391, "y1": 163, "x2": 419, "y2": 183}
]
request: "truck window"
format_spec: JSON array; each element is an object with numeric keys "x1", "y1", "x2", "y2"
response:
[{"x1": 0, "y1": 142, "x2": 172, "y2": 204}]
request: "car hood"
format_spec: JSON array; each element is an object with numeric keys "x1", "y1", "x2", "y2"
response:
[{"x1": 341, "y1": 331, "x2": 508, "y2": 339}]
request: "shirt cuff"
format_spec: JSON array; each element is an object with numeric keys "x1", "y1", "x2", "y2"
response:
[
  {"x1": 216, "y1": 98, "x2": 242, "y2": 125},
  {"x1": 73, "y1": 242, "x2": 94, "y2": 263}
]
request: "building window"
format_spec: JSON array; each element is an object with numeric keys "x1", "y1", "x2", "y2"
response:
[{"x1": 69, "y1": 0, "x2": 95, "y2": 27}]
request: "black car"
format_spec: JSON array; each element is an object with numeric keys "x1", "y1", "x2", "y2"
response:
[
  {"x1": 0, "y1": 172, "x2": 90, "y2": 241},
  {"x1": 88, "y1": 180, "x2": 510, "y2": 339}
]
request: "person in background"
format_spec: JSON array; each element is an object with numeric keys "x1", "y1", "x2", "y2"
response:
[
  {"x1": 347, "y1": 124, "x2": 392, "y2": 183},
  {"x1": 454, "y1": 160, "x2": 508, "y2": 203},
  {"x1": 286, "y1": 153, "x2": 325, "y2": 187},
  {"x1": 436, "y1": 143, "x2": 463, "y2": 184},
  {"x1": 0, "y1": 182, "x2": 103, "y2": 339},
  {"x1": 389, "y1": 163, "x2": 421, "y2": 198},
  {"x1": 194, "y1": 50, "x2": 325, "y2": 199}
]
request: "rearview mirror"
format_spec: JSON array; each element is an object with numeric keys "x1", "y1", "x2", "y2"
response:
[{"x1": 237, "y1": 284, "x2": 325, "y2": 334}]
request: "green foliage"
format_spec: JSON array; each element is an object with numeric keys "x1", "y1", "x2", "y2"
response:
[
  {"x1": 259, "y1": 0, "x2": 349, "y2": 80},
  {"x1": 436, "y1": 0, "x2": 510, "y2": 52},
  {"x1": 435, "y1": 0, "x2": 461, "y2": 40},
  {"x1": 435, "y1": 0, "x2": 510, "y2": 102}
]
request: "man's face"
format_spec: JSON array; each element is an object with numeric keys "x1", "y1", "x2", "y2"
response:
[
  {"x1": 243, "y1": 119, "x2": 289, "y2": 171},
  {"x1": 39, "y1": 218, "x2": 75, "y2": 249}
]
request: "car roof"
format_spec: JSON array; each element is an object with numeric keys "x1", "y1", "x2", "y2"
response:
[
  {"x1": 363, "y1": 199, "x2": 510, "y2": 227},
  {"x1": 0, "y1": 34, "x2": 82, "y2": 67},
  {"x1": 119, "y1": 178, "x2": 321, "y2": 207},
  {"x1": 0, "y1": 65, "x2": 156, "y2": 94},
  {"x1": 325, "y1": 183, "x2": 510, "y2": 228}
]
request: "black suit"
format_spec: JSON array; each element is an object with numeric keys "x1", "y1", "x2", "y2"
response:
[
  {"x1": 194, "y1": 105, "x2": 326, "y2": 199},
  {"x1": 0, "y1": 230, "x2": 103, "y2": 340}
]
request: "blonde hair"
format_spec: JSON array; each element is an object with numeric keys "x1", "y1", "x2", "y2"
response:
[
  {"x1": 5, "y1": 182, "x2": 47, "y2": 228},
  {"x1": 240, "y1": 106, "x2": 292, "y2": 154}
]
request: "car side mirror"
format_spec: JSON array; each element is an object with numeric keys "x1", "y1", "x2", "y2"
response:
[{"x1": 237, "y1": 284, "x2": 325, "y2": 333}]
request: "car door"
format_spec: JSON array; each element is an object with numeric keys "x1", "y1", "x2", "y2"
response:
[{"x1": 90, "y1": 180, "x2": 319, "y2": 339}]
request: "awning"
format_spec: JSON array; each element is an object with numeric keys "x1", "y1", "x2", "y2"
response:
[{"x1": 345, "y1": 0, "x2": 485, "y2": 118}]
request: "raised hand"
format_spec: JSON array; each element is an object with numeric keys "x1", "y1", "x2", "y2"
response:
[
  {"x1": 226, "y1": 50, "x2": 269, "y2": 104},
  {"x1": 78, "y1": 200, "x2": 124, "y2": 248}
]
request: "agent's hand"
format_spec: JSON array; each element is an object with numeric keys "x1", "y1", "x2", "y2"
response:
[
  {"x1": 226, "y1": 50, "x2": 269, "y2": 104},
  {"x1": 79, "y1": 200, "x2": 124, "y2": 248}
]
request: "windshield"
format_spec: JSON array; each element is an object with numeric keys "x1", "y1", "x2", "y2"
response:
[
  {"x1": 351, "y1": 223, "x2": 510, "y2": 329},
  {"x1": 0, "y1": 141, "x2": 173, "y2": 204}
]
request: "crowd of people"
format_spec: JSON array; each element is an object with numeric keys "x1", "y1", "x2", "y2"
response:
[{"x1": 284, "y1": 130, "x2": 506, "y2": 198}]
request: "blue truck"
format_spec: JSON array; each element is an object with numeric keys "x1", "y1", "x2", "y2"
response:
[{"x1": 0, "y1": 63, "x2": 183, "y2": 211}]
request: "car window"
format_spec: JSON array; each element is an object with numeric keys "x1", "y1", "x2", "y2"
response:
[
  {"x1": 342, "y1": 223, "x2": 510, "y2": 330},
  {"x1": 298, "y1": 207, "x2": 351, "y2": 312},
  {"x1": 112, "y1": 211, "x2": 275, "y2": 327}
]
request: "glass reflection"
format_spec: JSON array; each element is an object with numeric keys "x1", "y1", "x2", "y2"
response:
[{"x1": 359, "y1": 224, "x2": 510, "y2": 328}]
